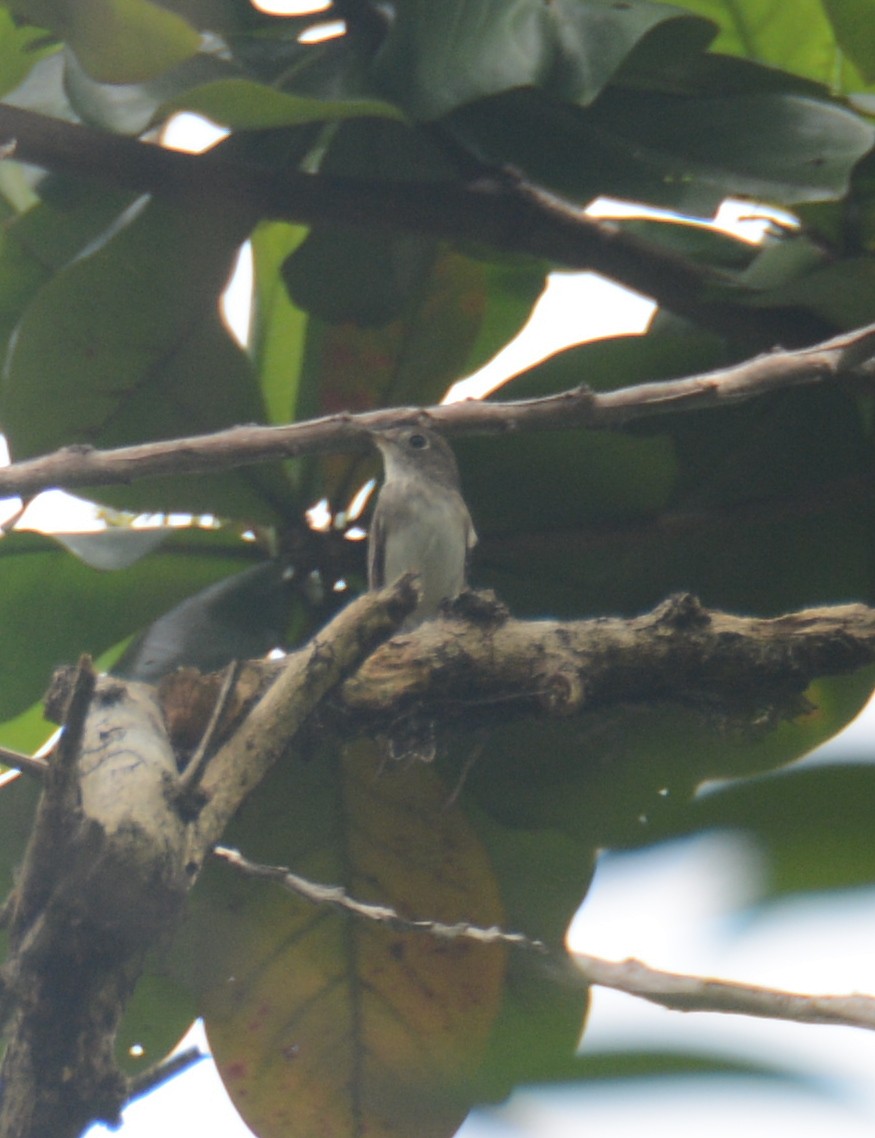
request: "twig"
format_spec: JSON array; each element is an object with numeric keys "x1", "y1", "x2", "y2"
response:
[
  {"x1": 213, "y1": 845, "x2": 548, "y2": 951},
  {"x1": 0, "y1": 319, "x2": 872, "y2": 501},
  {"x1": 212, "y1": 846, "x2": 875, "y2": 1033},
  {"x1": 174, "y1": 660, "x2": 243, "y2": 812},
  {"x1": 0, "y1": 747, "x2": 48, "y2": 779},
  {"x1": 126, "y1": 1046, "x2": 204, "y2": 1102},
  {"x1": 572, "y1": 952, "x2": 875, "y2": 1032}
]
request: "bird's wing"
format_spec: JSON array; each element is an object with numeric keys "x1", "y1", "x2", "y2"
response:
[
  {"x1": 367, "y1": 494, "x2": 389, "y2": 589},
  {"x1": 364, "y1": 484, "x2": 400, "y2": 591},
  {"x1": 466, "y1": 514, "x2": 478, "y2": 553}
]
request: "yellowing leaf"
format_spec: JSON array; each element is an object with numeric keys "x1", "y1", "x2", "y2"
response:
[{"x1": 202, "y1": 741, "x2": 507, "y2": 1138}]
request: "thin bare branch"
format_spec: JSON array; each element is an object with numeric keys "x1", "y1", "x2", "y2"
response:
[
  {"x1": 1, "y1": 319, "x2": 873, "y2": 502},
  {"x1": 0, "y1": 748, "x2": 48, "y2": 779},
  {"x1": 572, "y1": 952, "x2": 875, "y2": 1031},
  {"x1": 126, "y1": 1047, "x2": 203, "y2": 1102},
  {"x1": 213, "y1": 845, "x2": 875, "y2": 1033},
  {"x1": 214, "y1": 845, "x2": 547, "y2": 951}
]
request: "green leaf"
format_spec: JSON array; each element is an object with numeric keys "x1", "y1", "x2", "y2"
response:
[
  {"x1": 169, "y1": 76, "x2": 404, "y2": 129},
  {"x1": 8, "y1": 0, "x2": 200, "y2": 83},
  {"x1": 116, "y1": 970, "x2": 198, "y2": 1076},
  {"x1": 570, "y1": 1051, "x2": 817, "y2": 1082},
  {"x1": 165, "y1": 740, "x2": 595, "y2": 1136},
  {"x1": 0, "y1": 699, "x2": 54, "y2": 755},
  {"x1": 823, "y1": 0, "x2": 875, "y2": 82},
  {"x1": 448, "y1": 87, "x2": 874, "y2": 213},
  {"x1": 673, "y1": 756, "x2": 875, "y2": 897},
  {"x1": 298, "y1": 246, "x2": 547, "y2": 510},
  {"x1": 0, "y1": 182, "x2": 136, "y2": 363},
  {"x1": 249, "y1": 220, "x2": 310, "y2": 428},
  {"x1": 0, "y1": 773, "x2": 40, "y2": 915},
  {"x1": 281, "y1": 117, "x2": 452, "y2": 328},
  {"x1": 114, "y1": 561, "x2": 291, "y2": 682},
  {"x1": 0, "y1": 529, "x2": 273, "y2": 720},
  {"x1": 0, "y1": 195, "x2": 295, "y2": 521},
  {"x1": 462, "y1": 812, "x2": 592, "y2": 1095},
  {"x1": 371, "y1": 0, "x2": 714, "y2": 120},
  {"x1": 660, "y1": 0, "x2": 857, "y2": 88},
  {"x1": 462, "y1": 332, "x2": 875, "y2": 623},
  {"x1": 458, "y1": 669, "x2": 875, "y2": 851},
  {"x1": 276, "y1": 117, "x2": 547, "y2": 504},
  {"x1": 752, "y1": 257, "x2": 875, "y2": 329},
  {"x1": 63, "y1": 44, "x2": 236, "y2": 135},
  {"x1": 283, "y1": 229, "x2": 438, "y2": 328},
  {"x1": 0, "y1": 8, "x2": 58, "y2": 96}
]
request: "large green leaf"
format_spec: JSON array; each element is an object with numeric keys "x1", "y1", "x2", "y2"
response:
[
  {"x1": 664, "y1": 0, "x2": 871, "y2": 93},
  {"x1": 296, "y1": 245, "x2": 547, "y2": 512},
  {"x1": 175, "y1": 742, "x2": 510, "y2": 1138},
  {"x1": 371, "y1": 0, "x2": 715, "y2": 120},
  {"x1": 0, "y1": 195, "x2": 296, "y2": 521},
  {"x1": 823, "y1": 0, "x2": 875, "y2": 82},
  {"x1": 653, "y1": 755, "x2": 875, "y2": 898},
  {"x1": 0, "y1": 7, "x2": 58, "y2": 96},
  {"x1": 262, "y1": 124, "x2": 547, "y2": 505},
  {"x1": 457, "y1": 669, "x2": 875, "y2": 850},
  {"x1": 750, "y1": 257, "x2": 875, "y2": 328},
  {"x1": 448, "y1": 86, "x2": 873, "y2": 212},
  {"x1": 62, "y1": 43, "x2": 236, "y2": 135},
  {"x1": 7, "y1": 0, "x2": 200, "y2": 83},
  {"x1": 281, "y1": 118, "x2": 456, "y2": 328},
  {"x1": 248, "y1": 219, "x2": 309, "y2": 427},
  {"x1": 0, "y1": 529, "x2": 273, "y2": 722},
  {"x1": 0, "y1": 181, "x2": 136, "y2": 362},
  {"x1": 169, "y1": 76, "x2": 403, "y2": 129}
]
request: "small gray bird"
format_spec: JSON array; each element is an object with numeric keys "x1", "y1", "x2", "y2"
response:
[{"x1": 368, "y1": 425, "x2": 477, "y2": 626}]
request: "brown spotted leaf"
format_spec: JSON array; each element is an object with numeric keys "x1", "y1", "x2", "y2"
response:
[{"x1": 190, "y1": 740, "x2": 507, "y2": 1138}]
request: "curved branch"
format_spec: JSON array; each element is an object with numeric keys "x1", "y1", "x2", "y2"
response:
[
  {"x1": 338, "y1": 594, "x2": 875, "y2": 725},
  {"x1": 0, "y1": 103, "x2": 827, "y2": 346},
  {"x1": 214, "y1": 847, "x2": 875, "y2": 1033},
  {"x1": 0, "y1": 318, "x2": 872, "y2": 501}
]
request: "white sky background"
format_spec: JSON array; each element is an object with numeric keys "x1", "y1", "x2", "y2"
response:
[{"x1": 0, "y1": 3, "x2": 868, "y2": 1134}]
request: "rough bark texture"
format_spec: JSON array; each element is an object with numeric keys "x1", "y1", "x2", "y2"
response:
[
  {"x1": 2, "y1": 590, "x2": 875, "y2": 1137},
  {"x1": 339, "y1": 593, "x2": 875, "y2": 727},
  {"x1": 0, "y1": 582, "x2": 416, "y2": 1138}
]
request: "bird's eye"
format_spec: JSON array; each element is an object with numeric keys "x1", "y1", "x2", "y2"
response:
[{"x1": 408, "y1": 433, "x2": 428, "y2": 450}]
